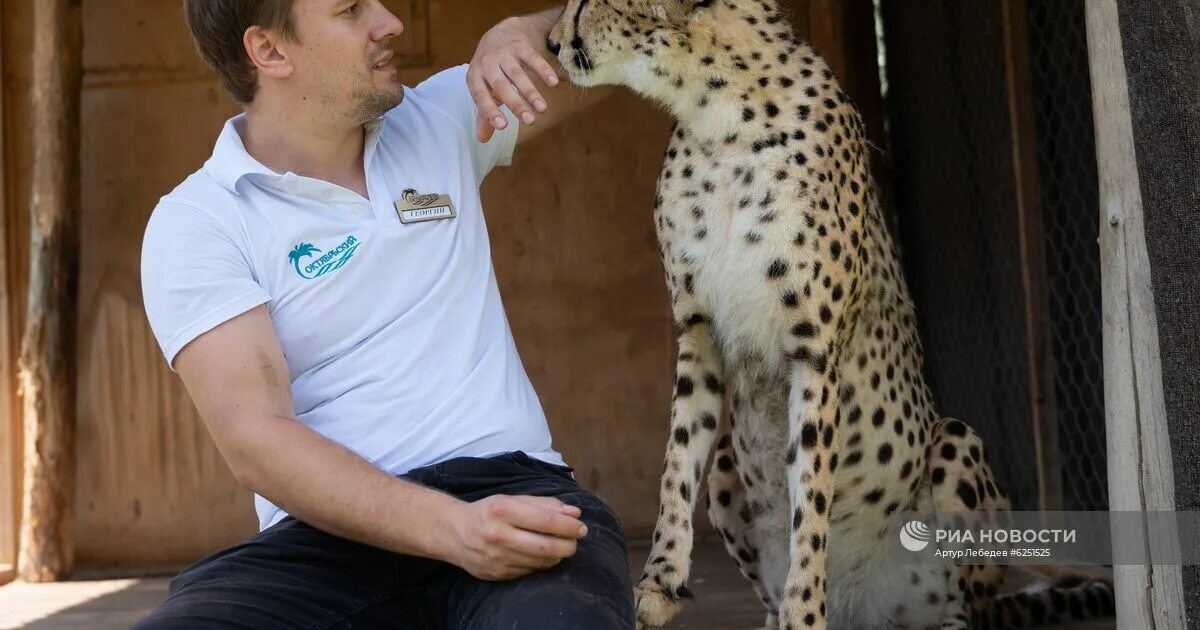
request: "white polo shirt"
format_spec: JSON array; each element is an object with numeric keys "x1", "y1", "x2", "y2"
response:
[{"x1": 141, "y1": 65, "x2": 565, "y2": 531}]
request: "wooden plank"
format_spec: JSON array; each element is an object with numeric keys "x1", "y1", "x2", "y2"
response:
[
  {"x1": 0, "y1": 0, "x2": 16, "y2": 588},
  {"x1": 1085, "y1": 0, "x2": 1186, "y2": 626},
  {"x1": 1001, "y1": 0, "x2": 1062, "y2": 511},
  {"x1": 0, "y1": 0, "x2": 32, "y2": 588},
  {"x1": 2, "y1": 0, "x2": 34, "y2": 587},
  {"x1": 16, "y1": 0, "x2": 82, "y2": 582}
]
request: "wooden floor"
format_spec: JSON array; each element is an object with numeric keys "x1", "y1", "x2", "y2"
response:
[{"x1": 0, "y1": 541, "x2": 1116, "y2": 629}]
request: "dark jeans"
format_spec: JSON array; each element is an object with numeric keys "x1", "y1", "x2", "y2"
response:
[{"x1": 135, "y1": 451, "x2": 634, "y2": 629}]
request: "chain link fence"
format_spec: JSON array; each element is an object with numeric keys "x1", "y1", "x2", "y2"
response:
[
  {"x1": 1028, "y1": 0, "x2": 1107, "y2": 512},
  {"x1": 876, "y1": 0, "x2": 1107, "y2": 511}
]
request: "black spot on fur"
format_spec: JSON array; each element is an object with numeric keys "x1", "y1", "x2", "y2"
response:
[
  {"x1": 801, "y1": 423, "x2": 819, "y2": 449},
  {"x1": 956, "y1": 480, "x2": 978, "y2": 509}
]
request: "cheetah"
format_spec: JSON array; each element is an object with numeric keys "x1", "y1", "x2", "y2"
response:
[{"x1": 549, "y1": 1, "x2": 1114, "y2": 628}]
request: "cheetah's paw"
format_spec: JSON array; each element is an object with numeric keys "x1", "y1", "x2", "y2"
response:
[{"x1": 634, "y1": 576, "x2": 690, "y2": 629}]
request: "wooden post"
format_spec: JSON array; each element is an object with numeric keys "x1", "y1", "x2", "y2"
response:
[
  {"x1": 16, "y1": 0, "x2": 82, "y2": 583},
  {"x1": 0, "y1": 0, "x2": 15, "y2": 587},
  {"x1": 1086, "y1": 0, "x2": 1186, "y2": 626},
  {"x1": 1000, "y1": 0, "x2": 1063, "y2": 512}
]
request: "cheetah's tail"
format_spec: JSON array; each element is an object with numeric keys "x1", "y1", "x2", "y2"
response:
[{"x1": 971, "y1": 575, "x2": 1115, "y2": 628}]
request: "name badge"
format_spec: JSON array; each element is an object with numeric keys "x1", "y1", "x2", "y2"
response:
[{"x1": 395, "y1": 189, "x2": 456, "y2": 224}]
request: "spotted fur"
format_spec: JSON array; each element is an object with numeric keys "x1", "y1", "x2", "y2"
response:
[{"x1": 549, "y1": 2, "x2": 1115, "y2": 628}]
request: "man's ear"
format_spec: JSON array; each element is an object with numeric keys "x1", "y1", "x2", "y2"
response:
[{"x1": 244, "y1": 25, "x2": 294, "y2": 80}]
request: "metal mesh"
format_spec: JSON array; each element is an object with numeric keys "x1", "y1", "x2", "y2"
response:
[
  {"x1": 1028, "y1": 0, "x2": 1108, "y2": 511},
  {"x1": 876, "y1": 0, "x2": 1107, "y2": 511}
]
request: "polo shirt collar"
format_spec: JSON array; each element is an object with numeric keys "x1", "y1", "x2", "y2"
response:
[{"x1": 204, "y1": 112, "x2": 388, "y2": 194}]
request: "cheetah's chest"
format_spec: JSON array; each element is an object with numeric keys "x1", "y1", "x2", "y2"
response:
[{"x1": 657, "y1": 156, "x2": 802, "y2": 365}]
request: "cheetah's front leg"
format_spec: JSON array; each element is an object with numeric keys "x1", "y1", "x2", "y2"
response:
[
  {"x1": 779, "y1": 321, "x2": 847, "y2": 630},
  {"x1": 634, "y1": 315, "x2": 725, "y2": 629}
]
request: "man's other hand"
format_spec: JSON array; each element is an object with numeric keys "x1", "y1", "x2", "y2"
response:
[
  {"x1": 447, "y1": 494, "x2": 588, "y2": 581},
  {"x1": 468, "y1": 13, "x2": 563, "y2": 143}
]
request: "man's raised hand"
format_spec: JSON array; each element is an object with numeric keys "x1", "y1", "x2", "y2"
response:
[{"x1": 468, "y1": 14, "x2": 563, "y2": 143}]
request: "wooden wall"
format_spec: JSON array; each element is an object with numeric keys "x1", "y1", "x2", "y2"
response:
[
  {"x1": 1, "y1": 0, "x2": 28, "y2": 582},
  {"x1": 0, "y1": 0, "x2": 883, "y2": 572},
  {"x1": 0, "y1": 0, "x2": 14, "y2": 582}
]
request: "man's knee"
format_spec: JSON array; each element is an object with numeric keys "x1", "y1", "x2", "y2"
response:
[
  {"x1": 484, "y1": 578, "x2": 634, "y2": 630},
  {"x1": 132, "y1": 603, "x2": 214, "y2": 630},
  {"x1": 561, "y1": 488, "x2": 628, "y2": 547}
]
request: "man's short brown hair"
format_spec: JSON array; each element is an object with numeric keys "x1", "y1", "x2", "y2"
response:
[{"x1": 183, "y1": 0, "x2": 299, "y2": 104}]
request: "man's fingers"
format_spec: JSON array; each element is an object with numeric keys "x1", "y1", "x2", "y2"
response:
[
  {"x1": 510, "y1": 495, "x2": 581, "y2": 517},
  {"x1": 502, "y1": 526, "x2": 580, "y2": 560},
  {"x1": 500, "y1": 499, "x2": 587, "y2": 540},
  {"x1": 480, "y1": 551, "x2": 563, "y2": 581},
  {"x1": 503, "y1": 547, "x2": 566, "y2": 572},
  {"x1": 468, "y1": 71, "x2": 506, "y2": 139},
  {"x1": 519, "y1": 48, "x2": 561, "y2": 88},
  {"x1": 485, "y1": 65, "x2": 534, "y2": 125},
  {"x1": 475, "y1": 114, "x2": 496, "y2": 143},
  {"x1": 501, "y1": 58, "x2": 547, "y2": 115}
]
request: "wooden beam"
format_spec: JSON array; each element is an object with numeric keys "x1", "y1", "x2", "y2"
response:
[
  {"x1": 0, "y1": 0, "x2": 17, "y2": 587},
  {"x1": 1001, "y1": 0, "x2": 1062, "y2": 511},
  {"x1": 1086, "y1": 0, "x2": 1185, "y2": 626},
  {"x1": 16, "y1": 0, "x2": 81, "y2": 583}
]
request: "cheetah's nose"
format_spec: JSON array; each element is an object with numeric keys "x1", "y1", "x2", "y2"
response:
[{"x1": 546, "y1": 37, "x2": 562, "y2": 55}]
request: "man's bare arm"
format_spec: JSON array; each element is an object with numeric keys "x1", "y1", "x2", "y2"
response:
[
  {"x1": 173, "y1": 305, "x2": 588, "y2": 580},
  {"x1": 468, "y1": 6, "x2": 616, "y2": 145}
]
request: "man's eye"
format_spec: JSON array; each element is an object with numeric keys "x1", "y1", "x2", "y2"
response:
[{"x1": 342, "y1": 3, "x2": 360, "y2": 16}]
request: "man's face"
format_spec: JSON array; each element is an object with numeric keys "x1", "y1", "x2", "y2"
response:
[{"x1": 286, "y1": 0, "x2": 405, "y2": 124}]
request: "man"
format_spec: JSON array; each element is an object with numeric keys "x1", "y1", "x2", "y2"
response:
[{"x1": 136, "y1": 1, "x2": 629, "y2": 627}]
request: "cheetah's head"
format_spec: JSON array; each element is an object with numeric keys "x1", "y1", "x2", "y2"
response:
[{"x1": 547, "y1": 0, "x2": 714, "y2": 89}]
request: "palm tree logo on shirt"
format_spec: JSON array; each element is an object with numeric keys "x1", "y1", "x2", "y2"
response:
[
  {"x1": 288, "y1": 237, "x2": 362, "y2": 280},
  {"x1": 401, "y1": 188, "x2": 440, "y2": 208}
]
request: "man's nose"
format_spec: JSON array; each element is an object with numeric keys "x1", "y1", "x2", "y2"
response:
[
  {"x1": 376, "y1": 7, "x2": 404, "y2": 39},
  {"x1": 546, "y1": 37, "x2": 562, "y2": 55}
]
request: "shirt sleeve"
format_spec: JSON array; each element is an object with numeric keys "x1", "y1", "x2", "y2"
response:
[
  {"x1": 140, "y1": 201, "x2": 271, "y2": 371},
  {"x1": 414, "y1": 64, "x2": 521, "y2": 180}
]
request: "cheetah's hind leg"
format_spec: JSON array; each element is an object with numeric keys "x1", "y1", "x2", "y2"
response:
[
  {"x1": 706, "y1": 420, "x2": 784, "y2": 630},
  {"x1": 922, "y1": 417, "x2": 1011, "y2": 630}
]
